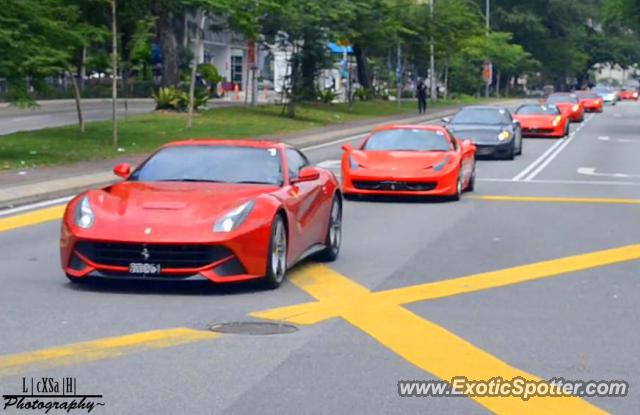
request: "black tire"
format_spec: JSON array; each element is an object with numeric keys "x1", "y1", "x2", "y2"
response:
[
  {"x1": 516, "y1": 136, "x2": 523, "y2": 155},
  {"x1": 263, "y1": 215, "x2": 288, "y2": 289},
  {"x1": 66, "y1": 274, "x2": 88, "y2": 284},
  {"x1": 316, "y1": 195, "x2": 342, "y2": 262},
  {"x1": 504, "y1": 141, "x2": 516, "y2": 160},
  {"x1": 466, "y1": 162, "x2": 476, "y2": 192},
  {"x1": 450, "y1": 173, "x2": 463, "y2": 201},
  {"x1": 564, "y1": 123, "x2": 570, "y2": 137}
]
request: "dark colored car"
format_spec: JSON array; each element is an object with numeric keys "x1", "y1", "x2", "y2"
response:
[{"x1": 444, "y1": 106, "x2": 523, "y2": 160}]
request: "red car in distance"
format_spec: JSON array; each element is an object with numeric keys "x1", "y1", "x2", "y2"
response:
[
  {"x1": 575, "y1": 91, "x2": 603, "y2": 113},
  {"x1": 545, "y1": 93, "x2": 584, "y2": 122},
  {"x1": 341, "y1": 124, "x2": 476, "y2": 201},
  {"x1": 513, "y1": 104, "x2": 569, "y2": 138},
  {"x1": 618, "y1": 89, "x2": 639, "y2": 101},
  {"x1": 60, "y1": 140, "x2": 342, "y2": 288}
]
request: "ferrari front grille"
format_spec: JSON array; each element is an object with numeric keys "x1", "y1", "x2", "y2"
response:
[
  {"x1": 352, "y1": 181, "x2": 437, "y2": 191},
  {"x1": 74, "y1": 241, "x2": 233, "y2": 269}
]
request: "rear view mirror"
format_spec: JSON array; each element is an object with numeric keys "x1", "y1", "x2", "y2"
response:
[
  {"x1": 341, "y1": 143, "x2": 353, "y2": 152},
  {"x1": 441, "y1": 117, "x2": 451, "y2": 124},
  {"x1": 113, "y1": 163, "x2": 131, "y2": 179},
  {"x1": 291, "y1": 166, "x2": 320, "y2": 184}
]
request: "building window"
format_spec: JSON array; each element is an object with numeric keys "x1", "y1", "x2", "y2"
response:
[{"x1": 231, "y1": 55, "x2": 243, "y2": 89}]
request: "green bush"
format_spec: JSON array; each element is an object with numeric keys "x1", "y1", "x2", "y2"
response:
[
  {"x1": 317, "y1": 88, "x2": 338, "y2": 104},
  {"x1": 152, "y1": 87, "x2": 209, "y2": 112}
]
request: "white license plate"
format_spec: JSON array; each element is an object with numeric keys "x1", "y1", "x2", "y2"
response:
[{"x1": 129, "y1": 263, "x2": 162, "y2": 275}]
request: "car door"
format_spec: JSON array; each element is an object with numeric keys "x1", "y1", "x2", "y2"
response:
[
  {"x1": 283, "y1": 148, "x2": 325, "y2": 261},
  {"x1": 449, "y1": 131, "x2": 474, "y2": 184}
]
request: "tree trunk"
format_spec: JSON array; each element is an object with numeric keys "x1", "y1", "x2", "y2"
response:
[
  {"x1": 353, "y1": 43, "x2": 371, "y2": 90},
  {"x1": 443, "y1": 54, "x2": 450, "y2": 101},
  {"x1": 187, "y1": 10, "x2": 206, "y2": 129},
  {"x1": 70, "y1": 70, "x2": 84, "y2": 133},
  {"x1": 80, "y1": 46, "x2": 86, "y2": 90},
  {"x1": 111, "y1": 0, "x2": 118, "y2": 148},
  {"x1": 158, "y1": 11, "x2": 179, "y2": 87}
]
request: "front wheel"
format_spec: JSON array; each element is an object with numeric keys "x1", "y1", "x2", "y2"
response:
[
  {"x1": 466, "y1": 162, "x2": 476, "y2": 192},
  {"x1": 516, "y1": 136, "x2": 523, "y2": 155},
  {"x1": 317, "y1": 196, "x2": 342, "y2": 262},
  {"x1": 450, "y1": 173, "x2": 463, "y2": 201},
  {"x1": 263, "y1": 215, "x2": 288, "y2": 289}
]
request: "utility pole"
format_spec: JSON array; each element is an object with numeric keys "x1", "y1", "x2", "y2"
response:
[
  {"x1": 429, "y1": 0, "x2": 436, "y2": 101},
  {"x1": 111, "y1": 0, "x2": 118, "y2": 148}
]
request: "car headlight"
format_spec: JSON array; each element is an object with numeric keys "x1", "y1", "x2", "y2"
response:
[
  {"x1": 595, "y1": 99, "x2": 601, "y2": 104},
  {"x1": 572, "y1": 104, "x2": 579, "y2": 112},
  {"x1": 552, "y1": 116, "x2": 562, "y2": 127},
  {"x1": 349, "y1": 155, "x2": 359, "y2": 170},
  {"x1": 74, "y1": 195, "x2": 95, "y2": 229},
  {"x1": 432, "y1": 155, "x2": 450, "y2": 172},
  {"x1": 634, "y1": 92, "x2": 638, "y2": 98},
  {"x1": 213, "y1": 200, "x2": 255, "y2": 233},
  {"x1": 497, "y1": 131, "x2": 511, "y2": 141}
]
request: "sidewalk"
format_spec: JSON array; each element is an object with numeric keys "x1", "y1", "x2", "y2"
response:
[{"x1": 0, "y1": 100, "x2": 519, "y2": 209}]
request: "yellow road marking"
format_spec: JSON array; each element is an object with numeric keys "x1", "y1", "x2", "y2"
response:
[
  {"x1": 472, "y1": 194, "x2": 640, "y2": 204},
  {"x1": 0, "y1": 205, "x2": 65, "y2": 233},
  {"x1": 0, "y1": 328, "x2": 219, "y2": 378},
  {"x1": 255, "y1": 244, "x2": 640, "y2": 325},
  {"x1": 255, "y1": 265, "x2": 604, "y2": 414}
]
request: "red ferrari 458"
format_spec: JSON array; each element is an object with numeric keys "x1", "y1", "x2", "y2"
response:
[
  {"x1": 545, "y1": 93, "x2": 584, "y2": 122},
  {"x1": 618, "y1": 89, "x2": 639, "y2": 101},
  {"x1": 513, "y1": 104, "x2": 569, "y2": 138},
  {"x1": 341, "y1": 125, "x2": 476, "y2": 200},
  {"x1": 60, "y1": 140, "x2": 342, "y2": 288},
  {"x1": 575, "y1": 91, "x2": 603, "y2": 112}
]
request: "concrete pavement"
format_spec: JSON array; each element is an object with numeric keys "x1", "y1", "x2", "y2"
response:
[{"x1": 0, "y1": 101, "x2": 639, "y2": 414}]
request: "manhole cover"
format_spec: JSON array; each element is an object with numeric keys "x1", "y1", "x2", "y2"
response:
[{"x1": 209, "y1": 321, "x2": 298, "y2": 335}]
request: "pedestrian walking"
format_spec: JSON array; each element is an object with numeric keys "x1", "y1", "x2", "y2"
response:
[{"x1": 416, "y1": 78, "x2": 428, "y2": 114}]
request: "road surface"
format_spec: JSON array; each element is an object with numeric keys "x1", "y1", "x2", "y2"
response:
[{"x1": 1, "y1": 102, "x2": 639, "y2": 414}]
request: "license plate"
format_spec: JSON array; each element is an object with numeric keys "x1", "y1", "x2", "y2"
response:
[{"x1": 129, "y1": 263, "x2": 162, "y2": 275}]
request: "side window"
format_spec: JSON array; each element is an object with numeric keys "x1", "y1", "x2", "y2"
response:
[
  {"x1": 501, "y1": 110, "x2": 513, "y2": 124},
  {"x1": 285, "y1": 149, "x2": 309, "y2": 180}
]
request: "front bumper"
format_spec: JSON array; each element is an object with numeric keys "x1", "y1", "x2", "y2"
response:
[
  {"x1": 473, "y1": 141, "x2": 513, "y2": 158},
  {"x1": 342, "y1": 168, "x2": 458, "y2": 197},
  {"x1": 521, "y1": 125, "x2": 564, "y2": 138},
  {"x1": 60, "y1": 223, "x2": 270, "y2": 284}
]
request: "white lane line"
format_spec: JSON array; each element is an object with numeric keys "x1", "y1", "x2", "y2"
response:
[
  {"x1": 522, "y1": 114, "x2": 594, "y2": 181},
  {"x1": 511, "y1": 138, "x2": 565, "y2": 181},
  {"x1": 577, "y1": 167, "x2": 640, "y2": 179},
  {"x1": 479, "y1": 177, "x2": 640, "y2": 186},
  {"x1": 597, "y1": 136, "x2": 638, "y2": 143},
  {"x1": 0, "y1": 195, "x2": 73, "y2": 217}
]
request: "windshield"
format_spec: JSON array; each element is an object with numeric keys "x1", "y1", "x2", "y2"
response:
[
  {"x1": 592, "y1": 87, "x2": 612, "y2": 93},
  {"x1": 129, "y1": 145, "x2": 284, "y2": 185},
  {"x1": 515, "y1": 105, "x2": 560, "y2": 115},
  {"x1": 575, "y1": 92, "x2": 599, "y2": 99},
  {"x1": 452, "y1": 108, "x2": 508, "y2": 125},
  {"x1": 547, "y1": 94, "x2": 578, "y2": 104},
  {"x1": 363, "y1": 129, "x2": 451, "y2": 151}
]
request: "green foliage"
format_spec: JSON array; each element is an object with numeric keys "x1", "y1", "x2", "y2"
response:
[
  {"x1": 317, "y1": 89, "x2": 338, "y2": 104},
  {"x1": 152, "y1": 87, "x2": 209, "y2": 112},
  {"x1": 198, "y1": 64, "x2": 223, "y2": 84}
]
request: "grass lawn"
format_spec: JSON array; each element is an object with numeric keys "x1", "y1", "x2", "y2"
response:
[{"x1": 0, "y1": 97, "x2": 484, "y2": 171}]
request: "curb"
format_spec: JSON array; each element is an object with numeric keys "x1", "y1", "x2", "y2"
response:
[{"x1": 0, "y1": 100, "x2": 520, "y2": 210}]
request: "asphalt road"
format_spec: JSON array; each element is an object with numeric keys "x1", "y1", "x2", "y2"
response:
[{"x1": 1, "y1": 101, "x2": 639, "y2": 414}]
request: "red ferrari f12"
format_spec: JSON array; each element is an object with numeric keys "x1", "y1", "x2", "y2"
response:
[
  {"x1": 341, "y1": 125, "x2": 476, "y2": 200},
  {"x1": 60, "y1": 140, "x2": 342, "y2": 288}
]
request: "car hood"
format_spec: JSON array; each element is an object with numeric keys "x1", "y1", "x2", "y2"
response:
[
  {"x1": 513, "y1": 114, "x2": 556, "y2": 127},
  {"x1": 350, "y1": 150, "x2": 450, "y2": 172},
  {"x1": 449, "y1": 124, "x2": 506, "y2": 144},
  {"x1": 87, "y1": 181, "x2": 277, "y2": 230}
]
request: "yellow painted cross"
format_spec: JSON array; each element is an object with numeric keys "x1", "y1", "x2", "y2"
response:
[{"x1": 253, "y1": 244, "x2": 640, "y2": 414}]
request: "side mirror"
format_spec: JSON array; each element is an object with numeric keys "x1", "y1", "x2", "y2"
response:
[
  {"x1": 462, "y1": 139, "x2": 473, "y2": 148},
  {"x1": 292, "y1": 166, "x2": 320, "y2": 184},
  {"x1": 341, "y1": 143, "x2": 353, "y2": 152},
  {"x1": 441, "y1": 117, "x2": 451, "y2": 124},
  {"x1": 113, "y1": 162, "x2": 131, "y2": 179}
]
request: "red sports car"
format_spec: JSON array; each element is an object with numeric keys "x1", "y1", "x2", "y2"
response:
[
  {"x1": 618, "y1": 89, "x2": 639, "y2": 101},
  {"x1": 575, "y1": 91, "x2": 603, "y2": 112},
  {"x1": 513, "y1": 104, "x2": 569, "y2": 138},
  {"x1": 545, "y1": 93, "x2": 584, "y2": 122},
  {"x1": 341, "y1": 125, "x2": 476, "y2": 200},
  {"x1": 60, "y1": 140, "x2": 342, "y2": 288}
]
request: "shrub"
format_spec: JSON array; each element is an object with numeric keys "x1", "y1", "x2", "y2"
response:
[
  {"x1": 317, "y1": 88, "x2": 338, "y2": 104},
  {"x1": 153, "y1": 87, "x2": 208, "y2": 112}
]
